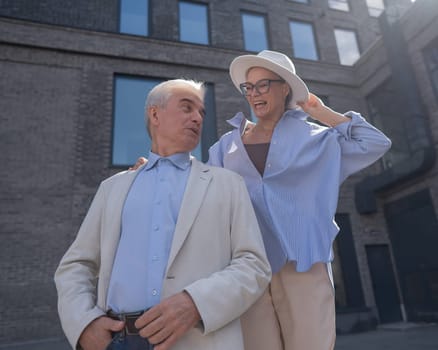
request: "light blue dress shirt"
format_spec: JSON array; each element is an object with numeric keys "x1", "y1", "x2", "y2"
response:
[
  {"x1": 208, "y1": 109, "x2": 391, "y2": 273},
  {"x1": 107, "y1": 152, "x2": 191, "y2": 313}
]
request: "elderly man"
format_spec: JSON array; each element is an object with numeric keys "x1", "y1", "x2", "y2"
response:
[{"x1": 54, "y1": 79, "x2": 271, "y2": 350}]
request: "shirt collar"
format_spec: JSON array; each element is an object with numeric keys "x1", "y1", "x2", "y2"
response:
[
  {"x1": 145, "y1": 151, "x2": 191, "y2": 171},
  {"x1": 226, "y1": 112, "x2": 254, "y2": 136},
  {"x1": 226, "y1": 109, "x2": 308, "y2": 131},
  {"x1": 227, "y1": 112, "x2": 246, "y2": 128}
]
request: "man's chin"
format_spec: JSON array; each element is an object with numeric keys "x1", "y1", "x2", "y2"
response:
[{"x1": 182, "y1": 141, "x2": 200, "y2": 154}]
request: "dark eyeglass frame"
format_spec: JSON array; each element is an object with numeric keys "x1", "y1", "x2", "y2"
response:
[{"x1": 239, "y1": 79, "x2": 285, "y2": 96}]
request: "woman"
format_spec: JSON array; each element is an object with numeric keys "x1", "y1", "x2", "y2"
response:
[{"x1": 207, "y1": 50, "x2": 391, "y2": 350}]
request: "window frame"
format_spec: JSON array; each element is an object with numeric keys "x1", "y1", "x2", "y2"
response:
[
  {"x1": 366, "y1": 0, "x2": 386, "y2": 17},
  {"x1": 178, "y1": 0, "x2": 210, "y2": 45},
  {"x1": 334, "y1": 27, "x2": 361, "y2": 66},
  {"x1": 328, "y1": 0, "x2": 350, "y2": 12},
  {"x1": 241, "y1": 11, "x2": 270, "y2": 52},
  {"x1": 289, "y1": 19, "x2": 319, "y2": 61},
  {"x1": 119, "y1": 0, "x2": 150, "y2": 36},
  {"x1": 111, "y1": 74, "x2": 217, "y2": 168}
]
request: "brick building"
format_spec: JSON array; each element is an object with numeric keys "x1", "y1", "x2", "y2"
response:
[{"x1": 0, "y1": 0, "x2": 437, "y2": 345}]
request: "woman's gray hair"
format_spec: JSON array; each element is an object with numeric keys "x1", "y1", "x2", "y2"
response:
[{"x1": 145, "y1": 79, "x2": 205, "y2": 135}]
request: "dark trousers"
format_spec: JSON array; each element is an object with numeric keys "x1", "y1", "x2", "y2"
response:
[{"x1": 106, "y1": 332, "x2": 153, "y2": 350}]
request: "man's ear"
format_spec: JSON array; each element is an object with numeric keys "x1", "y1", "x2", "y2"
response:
[{"x1": 148, "y1": 106, "x2": 159, "y2": 126}]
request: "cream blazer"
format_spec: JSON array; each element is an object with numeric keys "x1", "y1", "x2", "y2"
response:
[{"x1": 55, "y1": 158, "x2": 271, "y2": 350}]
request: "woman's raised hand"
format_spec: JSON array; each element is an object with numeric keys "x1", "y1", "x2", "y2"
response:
[{"x1": 129, "y1": 157, "x2": 148, "y2": 170}]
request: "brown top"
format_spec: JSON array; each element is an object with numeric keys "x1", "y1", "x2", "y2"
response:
[{"x1": 244, "y1": 142, "x2": 270, "y2": 176}]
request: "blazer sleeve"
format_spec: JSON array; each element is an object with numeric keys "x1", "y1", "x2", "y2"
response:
[
  {"x1": 184, "y1": 174, "x2": 271, "y2": 334},
  {"x1": 54, "y1": 183, "x2": 107, "y2": 349}
]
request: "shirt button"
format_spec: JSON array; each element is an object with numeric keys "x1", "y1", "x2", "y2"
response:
[
  {"x1": 267, "y1": 163, "x2": 271, "y2": 168},
  {"x1": 153, "y1": 225, "x2": 159, "y2": 231},
  {"x1": 152, "y1": 255, "x2": 159, "y2": 261},
  {"x1": 273, "y1": 140, "x2": 277, "y2": 145},
  {"x1": 152, "y1": 289, "x2": 158, "y2": 296}
]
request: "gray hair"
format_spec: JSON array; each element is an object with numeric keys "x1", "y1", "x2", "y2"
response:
[{"x1": 145, "y1": 79, "x2": 205, "y2": 135}]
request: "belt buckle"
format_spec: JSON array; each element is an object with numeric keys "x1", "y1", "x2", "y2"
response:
[{"x1": 122, "y1": 311, "x2": 144, "y2": 335}]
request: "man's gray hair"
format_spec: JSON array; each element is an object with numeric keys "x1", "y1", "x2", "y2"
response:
[{"x1": 145, "y1": 79, "x2": 205, "y2": 135}]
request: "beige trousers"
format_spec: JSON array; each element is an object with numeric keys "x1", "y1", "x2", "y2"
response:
[{"x1": 241, "y1": 262, "x2": 336, "y2": 350}]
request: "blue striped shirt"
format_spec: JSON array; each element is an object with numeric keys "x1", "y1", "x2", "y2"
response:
[
  {"x1": 208, "y1": 109, "x2": 391, "y2": 273},
  {"x1": 107, "y1": 152, "x2": 191, "y2": 312}
]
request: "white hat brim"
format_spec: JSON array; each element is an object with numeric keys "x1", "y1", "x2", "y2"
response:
[{"x1": 230, "y1": 55, "x2": 309, "y2": 108}]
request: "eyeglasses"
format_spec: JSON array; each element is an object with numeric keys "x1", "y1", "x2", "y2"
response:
[{"x1": 239, "y1": 79, "x2": 285, "y2": 96}]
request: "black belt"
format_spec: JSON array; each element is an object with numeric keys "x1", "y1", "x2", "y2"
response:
[{"x1": 107, "y1": 310, "x2": 146, "y2": 335}]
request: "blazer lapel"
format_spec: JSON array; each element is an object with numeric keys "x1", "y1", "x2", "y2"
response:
[
  {"x1": 106, "y1": 164, "x2": 148, "y2": 240},
  {"x1": 166, "y1": 158, "x2": 212, "y2": 271},
  {"x1": 100, "y1": 166, "x2": 146, "y2": 307}
]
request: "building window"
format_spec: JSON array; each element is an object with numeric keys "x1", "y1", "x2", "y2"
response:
[
  {"x1": 289, "y1": 20, "x2": 318, "y2": 61},
  {"x1": 423, "y1": 40, "x2": 438, "y2": 102},
  {"x1": 119, "y1": 0, "x2": 149, "y2": 36},
  {"x1": 366, "y1": 0, "x2": 385, "y2": 17},
  {"x1": 328, "y1": 0, "x2": 350, "y2": 12},
  {"x1": 179, "y1": 1, "x2": 209, "y2": 45},
  {"x1": 334, "y1": 28, "x2": 360, "y2": 66},
  {"x1": 241, "y1": 12, "x2": 269, "y2": 52},
  {"x1": 332, "y1": 237, "x2": 348, "y2": 308},
  {"x1": 333, "y1": 213, "x2": 365, "y2": 309},
  {"x1": 112, "y1": 75, "x2": 217, "y2": 167},
  {"x1": 366, "y1": 78, "x2": 411, "y2": 169},
  {"x1": 384, "y1": 190, "x2": 438, "y2": 322}
]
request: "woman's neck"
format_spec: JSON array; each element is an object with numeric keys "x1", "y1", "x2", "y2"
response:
[
  {"x1": 255, "y1": 119, "x2": 277, "y2": 133},
  {"x1": 255, "y1": 109, "x2": 285, "y2": 131},
  {"x1": 243, "y1": 118, "x2": 279, "y2": 144}
]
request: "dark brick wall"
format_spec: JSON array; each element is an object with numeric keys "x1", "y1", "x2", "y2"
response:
[
  {"x1": 0, "y1": 59, "x2": 80, "y2": 341},
  {"x1": 0, "y1": 0, "x2": 119, "y2": 32},
  {"x1": 0, "y1": 0, "x2": 413, "y2": 63}
]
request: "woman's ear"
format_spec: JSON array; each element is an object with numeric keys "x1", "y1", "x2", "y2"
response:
[
  {"x1": 283, "y1": 85, "x2": 292, "y2": 108},
  {"x1": 283, "y1": 84, "x2": 291, "y2": 98}
]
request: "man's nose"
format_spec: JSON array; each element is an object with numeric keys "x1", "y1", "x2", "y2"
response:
[{"x1": 192, "y1": 111, "x2": 203, "y2": 124}]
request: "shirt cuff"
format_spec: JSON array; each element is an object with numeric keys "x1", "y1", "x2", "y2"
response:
[{"x1": 333, "y1": 111, "x2": 363, "y2": 139}]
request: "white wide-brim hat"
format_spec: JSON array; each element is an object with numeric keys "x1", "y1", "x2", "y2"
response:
[{"x1": 229, "y1": 50, "x2": 309, "y2": 109}]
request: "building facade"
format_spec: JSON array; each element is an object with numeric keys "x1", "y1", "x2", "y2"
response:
[{"x1": 0, "y1": 0, "x2": 437, "y2": 345}]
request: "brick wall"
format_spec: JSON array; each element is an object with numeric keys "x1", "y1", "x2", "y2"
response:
[{"x1": 0, "y1": 0, "x2": 118, "y2": 32}]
